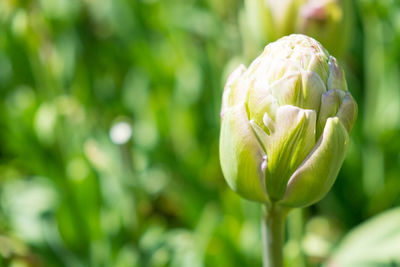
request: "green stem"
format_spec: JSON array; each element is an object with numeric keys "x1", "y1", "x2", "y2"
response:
[
  {"x1": 262, "y1": 203, "x2": 286, "y2": 267},
  {"x1": 287, "y1": 208, "x2": 305, "y2": 267}
]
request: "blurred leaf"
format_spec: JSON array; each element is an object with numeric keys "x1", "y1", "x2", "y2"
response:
[{"x1": 326, "y1": 207, "x2": 400, "y2": 266}]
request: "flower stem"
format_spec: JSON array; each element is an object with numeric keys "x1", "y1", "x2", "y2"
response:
[{"x1": 262, "y1": 203, "x2": 286, "y2": 267}]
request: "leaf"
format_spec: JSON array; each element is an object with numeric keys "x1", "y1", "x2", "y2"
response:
[{"x1": 326, "y1": 207, "x2": 400, "y2": 267}]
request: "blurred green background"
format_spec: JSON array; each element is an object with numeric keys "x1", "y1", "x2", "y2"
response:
[{"x1": 0, "y1": 0, "x2": 400, "y2": 266}]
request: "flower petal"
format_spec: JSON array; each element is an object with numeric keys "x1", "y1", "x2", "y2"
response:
[
  {"x1": 247, "y1": 81, "x2": 279, "y2": 134},
  {"x1": 337, "y1": 93, "x2": 357, "y2": 133},
  {"x1": 300, "y1": 70, "x2": 326, "y2": 111},
  {"x1": 221, "y1": 64, "x2": 247, "y2": 118},
  {"x1": 269, "y1": 71, "x2": 325, "y2": 112},
  {"x1": 307, "y1": 54, "x2": 329, "y2": 83},
  {"x1": 270, "y1": 72, "x2": 302, "y2": 107},
  {"x1": 327, "y1": 56, "x2": 348, "y2": 91},
  {"x1": 264, "y1": 105, "x2": 316, "y2": 201},
  {"x1": 317, "y1": 89, "x2": 342, "y2": 137},
  {"x1": 219, "y1": 103, "x2": 269, "y2": 202},
  {"x1": 280, "y1": 117, "x2": 349, "y2": 207}
]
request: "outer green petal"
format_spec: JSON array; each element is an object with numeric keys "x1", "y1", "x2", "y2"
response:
[
  {"x1": 280, "y1": 117, "x2": 349, "y2": 208},
  {"x1": 316, "y1": 89, "x2": 342, "y2": 137},
  {"x1": 307, "y1": 54, "x2": 330, "y2": 83},
  {"x1": 337, "y1": 93, "x2": 357, "y2": 133},
  {"x1": 221, "y1": 64, "x2": 247, "y2": 117},
  {"x1": 300, "y1": 70, "x2": 326, "y2": 111},
  {"x1": 264, "y1": 105, "x2": 316, "y2": 201},
  {"x1": 219, "y1": 103, "x2": 269, "y2": 203},
  {"x1": 327, "y1": 56, "x2": 348, "y2": 91}
]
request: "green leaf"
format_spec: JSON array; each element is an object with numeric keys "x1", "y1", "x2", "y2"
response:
[{"x1": 326, "y1": 207, "x2": 400, "y2": 267}]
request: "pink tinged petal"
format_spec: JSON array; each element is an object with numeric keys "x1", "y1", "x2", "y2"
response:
[
  {"x1": 300, "y1": 1, "x2": 328, "y2": 21},
  {"x1": 261, "y1": 155, "x2": 268, "y2": 172},
  {"x1": 221, "y1": 64, "x2": 247, "y2": 118},
  {"x1": 280, "y1": 117, "x2": 349, "y2": 208},
  {"x1": 264, "y1": 105, "x2": 316, "y2": 201},
  {"x1": 336, "y1": 93, "x2": 358, "y2": 133},
  {"x1": 219, "y1": 103, "x2": 269, "y2": 203},
  {"x1": 327, "y1": 56, "x2": 348, "y2": 91}
]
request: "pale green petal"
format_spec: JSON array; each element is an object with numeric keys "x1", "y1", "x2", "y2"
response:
[
  {"x1": 221, "y1": 65, "x2": 247, "y2": 117},
  {"x1": 247, "y1": 80, "x2": 279, "y2": 134},
  {"x1": 264, "y1": 105, "x2": 316, "y2": 201},
  {"x1": 306, "y1": 52, "x2": 329, "y2": 84},
  {"x1": 269, "y1": 71, "x2": 325, "y2": 112},
  {"x1": 280, "y1": 117, "x2": 349, "y2": 208},
  {"x1": 263, "y1": 112, "x2": 275, "y2": 133},
  {"x1": 337, "y1": 93, "x2": 358, "y2": 133},
  {"x1": 317, "y1": 89, "x2": 342, "y2": 137},
  {"x1": 270, "y1": 72, "x2": 302, "y2": 106},
  {"x1": 307, "y1": 54, "x2": 329, "y2": 83},
  {"x1": 265, "y1": 59, "x2": 301, "y2": 83},
  {"x1": 249, "y1": 119, "x2": 269, "y2": 152},
  {"x1": 300, "y1": 70, "x2": 326, "y2": 111},
  {"x1": 219, "y1": 103, "x2": 269, "y2": 202}
]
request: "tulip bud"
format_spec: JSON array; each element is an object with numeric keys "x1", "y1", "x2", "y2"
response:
[
  {"x1": 297, "y1": 0, "x2": 352, "y2": 57},
  {"x1": 219, "y1": 34, "x2": 357, "y2": 207},
  {"x1": 242, "y1": 0, "x2": 352, "y2": 57}
]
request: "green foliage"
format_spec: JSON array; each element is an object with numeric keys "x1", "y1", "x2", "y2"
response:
[
  {"x1": 0, "y1": 0, "x2": 399, "y2": 266},
  {"x1": 326, "y1": 207, "x2": 400, "y2": 266}
]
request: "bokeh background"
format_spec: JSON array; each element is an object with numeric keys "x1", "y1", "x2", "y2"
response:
[{"x1": 0, "y1": 0, "x2": 400, "y2": 266}]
